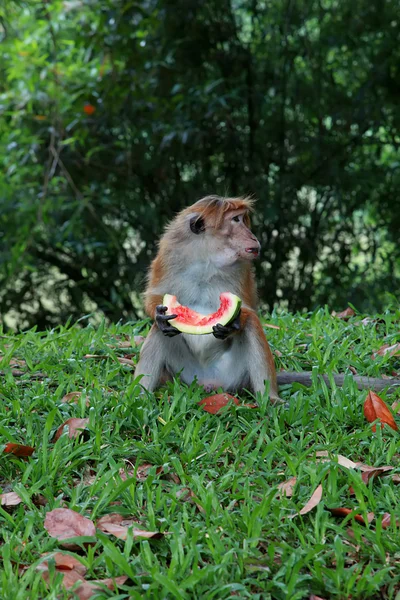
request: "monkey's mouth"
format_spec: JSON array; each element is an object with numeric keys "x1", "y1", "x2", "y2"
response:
[{"x1": 245, "y1": 247, "x2": 260, "y2": 257}]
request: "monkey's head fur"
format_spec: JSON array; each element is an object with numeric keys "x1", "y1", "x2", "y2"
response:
[{"x1": 160, "y1": 195, "x2": 260, "y2": 268}]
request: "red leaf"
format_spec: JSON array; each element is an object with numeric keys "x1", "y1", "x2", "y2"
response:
[
  {"x1": 363, "y1": 391, "x2": 398, "y2": 432},
  {"x1": 54, "y1": 418, "x2": 90, "y2": 441},
  {"x1": 198, "y1": 393, "x2": 239, "y2": 414},
  {"x1": 4, "y1": 443, "x2": 35, "y2": 457},
  {"x1": 328, "y1": 507, "x2": 374, "y2": 525},
  {"x1": 83, "y1": 103, "x2": 96, "y2": 115},
  {"x1": 44, "y1": 508, "x2": 96, "y2": 548}
]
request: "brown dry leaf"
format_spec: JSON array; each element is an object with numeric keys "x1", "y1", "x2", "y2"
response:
[
  {"x1": 116, "y1": 357, "x2": 135, "y2": 367},
  {"x1": 4, "y1": 443, "x2": 35, "y2": 457},
  {"x1": 97, "y1": 513, "x2": 163, "y2": 540},
  {"x1": 134, "y1": 335, "x2": 146, "y2": 345},
  {"x1": 61, "y1": 391, "x2": 83, "y2": 404},
  {"x1": 0, "y1": 492, "x2": 22, "y2": 506},
  {"x1": 332, "y1": 307, "x2": 355, "y2": 320},
  {"x1": 381, "y1": 513, "x2": 392, "y2": 529},
  {"x1": 277, "y1": 477, "x2": 297, "y2": 498},
  {"x1": 83, "y1": 354, "x2": 106, "y2": 360},
  {"x1": 391, "y1": 400, "x2": 400, "y2": 414},
  {"x1": 32, "y1": 494, "x2": 48, "y2": 507},
  {"x1": 315, "y1": 451, "x2": 360, "y2": 470},
  {"x1": 349, "y1": 366, "x2": 358, "y2": 375},
  {"x1": 54, "y1": 418, "x2": 90, "y2": 441},
  {"x1": 349, "y1": 466, "x2": 393, "y2": 494},
  {"x1": 298, "y1": 484, "x2": 323, "y2": 516},
  {"x1": 44, "y1": 508, "x2": 96, "y2": 547},
  {"x1": 198, "y1": 393, "x2": 239, "y2": 414},
  {"x1": 309, "y1": 596, "x2": 327, "y2": 600},
  {"x1": 0, "y1": 357, "x2": 26, "y2": 367},
  {"x1": 40, "y1": 552, "x2": 87, "y2": 576},
  {"x1": 363, "y1": 391, "x2": 398, "y2": 432},
  {"x1": 39, "y1": 565, "x2": 83, "y2": 589},
  {"x1": 176, "y1": 487, "x2": 205, "y2": 513},
  {"x1": 73, "y1": 575, "x2": 128, "y2": 600},
  {"x1": 373, "y1": 343, "x2": 400, "y2": 359},
  {"x1": 391, "y1": 474, "x2": 400, "y2": 484},
  {"x1": 264, "y1": 323, "x2": 280, "y2": 330},
  {"x1": 274, "y1": 349, "x2": 283, "y2": 357},
  {"x1": 328, "y1": 507, "x2": 374, "y2": 525}
]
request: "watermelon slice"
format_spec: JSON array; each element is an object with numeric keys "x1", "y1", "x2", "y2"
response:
[{"x1": 162, "y1": 292, "x2": 242, "y2": 335}]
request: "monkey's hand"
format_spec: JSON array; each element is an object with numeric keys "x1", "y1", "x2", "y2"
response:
[
  {"x1": 155, "y1": 305, "x2": 181, "y2": 337},
  {"x1": 212, "y1": 311, "x2": 241, "y2": 340}
]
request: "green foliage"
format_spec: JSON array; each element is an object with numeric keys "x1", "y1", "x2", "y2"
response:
[
  {"x1": 1, "y1": 310, "x2": 400, "y2": 598},
  {"x1": 0, "y1": 0, "x2": 399, "y2": 328}
]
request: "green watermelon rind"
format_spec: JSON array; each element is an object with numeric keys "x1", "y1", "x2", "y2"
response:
[{"x1": 162, "y1": 293, "x2": 242, "y2": 335}]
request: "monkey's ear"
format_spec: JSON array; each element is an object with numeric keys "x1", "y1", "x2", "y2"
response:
[{"x1": 189, "y1": 215, "x2": 205, "y2": 234}]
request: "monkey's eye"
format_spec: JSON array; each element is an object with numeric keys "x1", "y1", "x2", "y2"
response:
[{"x1": 232, "y1": 215, "x2": 241, "y2": 223}]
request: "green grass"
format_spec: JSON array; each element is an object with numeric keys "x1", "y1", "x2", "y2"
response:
[{"x1": 1, "y1": 307, "x2": 400, "y2": 600}]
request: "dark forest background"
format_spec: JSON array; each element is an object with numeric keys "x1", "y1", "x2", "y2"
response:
[{"x1": 1, "y1": 0, "x2": 399, "y2": 330}]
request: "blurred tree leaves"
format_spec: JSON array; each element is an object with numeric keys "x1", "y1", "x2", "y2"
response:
[{"x1": 0, "y1": 0, "x2": 399, "y2": 329}]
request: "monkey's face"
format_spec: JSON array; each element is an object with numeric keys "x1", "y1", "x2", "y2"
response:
[{"x1": 208, "y1": 210, "x2": 261, "y2": 267}]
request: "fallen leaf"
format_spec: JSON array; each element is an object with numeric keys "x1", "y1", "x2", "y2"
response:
[
  {"x1": 315, "y1": 451, "x2": 360, "y2": 470},
  {"x1": 73, "y1": 575, "x2": 127, "y2": 600},
  {"x1": 277, "y1": 477, "x2": 297, "y2": 498},
  {"x1": 391, "y1": 400, "x2": 400, "y2": 414},
  {"x1": 198, "y1": 393, "x2": 239, "y2": 414},
  {"x1": 332, "y1": 307, "x2": 355, "y2": 320},
  {"x1": 391, "y1": 474, "x2": 400, "y2": 484},
  {"x1": 175, "y1": 487, "x2": 205, "y2": 513},
  {"x1": 298, "y1": 484, "x2": 323, "y2": 516},
  {"x1": 54, "y1": 418, "x2": 90, "y2": 441},
  {"x1": 381, "y1": 513, "x2": 392, "y2": 529},
  {"x1": 32, "y1": 494, "x2": 48, "y2": 507},
  {"x1": 119, "y1": 463, "x2": 163, "y2": 482},
  {"x1": 61, "y1": 392, "x2": 82, "y2": 403},
  {"x1": 264, "y1": 323, "x2": 280, "y2": 330},
  {"x1": 373, "y1": 343, "x2": 400, "y2": 359},
  {"x1": 363, "y1": 391, "x2": 398, "y2": 432},
  {"x1": 134, "y1": 335, "x2": 146, "y2": 345},
  {"x1": 44, "y1": 508, "x2": 96, "y2": 548},
  {"x1": 39, "y1": 565, "x2": 83, "y2": 589},
  {"x1": 0, "y1": 492, "x2": 22, "y2": 506},
  {"x1": 83, "y1": 354, "x2": 106, "y2": 360},
  {"x1": 328, "y1": 507, "x2": 374, "y2": 525},
  {"x1": 116, "y1": 357, "x2": 135, "y2": 367},
  {"x1": 96, "y1": 513, "x2": 163, "y2": 540},
  {"x1": 4, "y1": 443, "x2": 35, "y2": 457},
  {"x1": 349, "y1": 466, "x2": 393, "y2": 494},
  {"x1": 40, "y1": 552, "x2": 87, "y2": 575}
]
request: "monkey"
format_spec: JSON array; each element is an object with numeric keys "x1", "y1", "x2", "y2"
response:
[
  {"x1": 134, "y1": 194, "x2": 281, "y2": 402},
  {"x1": 134, "y1": 195, "x2": 400, "y2": 399}
]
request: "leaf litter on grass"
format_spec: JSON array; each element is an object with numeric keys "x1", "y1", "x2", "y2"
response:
[{"x1": 2, "y1": 310, "x2": 400, "y2": 599}]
